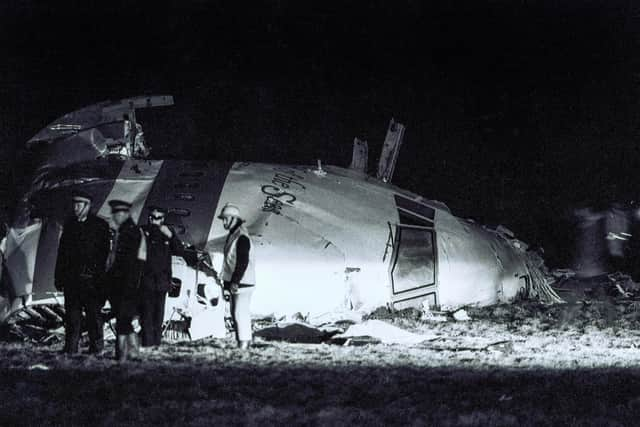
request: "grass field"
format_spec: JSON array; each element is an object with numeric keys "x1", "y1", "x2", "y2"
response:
[{"x1": 3, "y1": 300, "x2": 640, "y2": 426}]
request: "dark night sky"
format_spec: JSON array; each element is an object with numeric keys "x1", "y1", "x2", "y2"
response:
[{"x1": 1, "y1": 0, "x2": 639, "y2": 265}]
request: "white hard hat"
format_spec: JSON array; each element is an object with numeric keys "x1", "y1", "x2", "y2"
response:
[{"x1": 218, "y1": 203, "x2": 241, "y2": 219}]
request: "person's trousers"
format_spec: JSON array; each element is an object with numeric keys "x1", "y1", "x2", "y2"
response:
[
  {"x1": 139, "y1": 289, "x2": 167, "y2": 346},
  {"x1": 111, "y1": 292, "x2": 138, "y2": 335},
  {"x1": 230, "y1": 286, "x2": 254, "y2": 342},
  {"x1": 64, "y1": 287, "x2": 104, "y2": 353}
]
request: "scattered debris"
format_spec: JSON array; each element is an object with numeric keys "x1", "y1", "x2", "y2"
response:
[
  {"x1": 337, "y1": 336, "x2": 382, "y2": 346},
  {"x1": 332, "y1": 319, "x2": 432, "y2": 345},
  {"x1": 364, "y1": 306, "x2": 422, "y2": 322},
  {"x1": 523, "y1": 250, "x2": 565, "y2": 304},
  {"x1": 452, "y1": 309, "x2": 471, "y2": 322},
  {"x1": 485, "y1": 340, "x2": 514, "y2": 354},
  {"x1": 551, "y1": 268, "x2": 576, "y2": 280},
  {"x1": 420, "y1": 301, "x2": 448, "y2": 322},
  {"x1": 254, "y1": 323, "x2": 336, "y2": 344},
  {"x1": 27, "y1": 364, "x2": 50, "y2": 370}
]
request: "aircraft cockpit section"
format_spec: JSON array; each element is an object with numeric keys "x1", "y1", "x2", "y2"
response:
[{"x1": 25, "y1": 96, "x2": 173, "y2": 184}]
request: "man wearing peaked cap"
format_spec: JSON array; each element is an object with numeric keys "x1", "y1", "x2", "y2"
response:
[
  {"x1": 55, "y1": 189, "x2": 111, "y2": 355},
  {"x1": 105, "y1": 198, "x2": 144, "y2": 361},
  {"x1": 71, "y1": 189, "x2": 93, "y2": 204}
]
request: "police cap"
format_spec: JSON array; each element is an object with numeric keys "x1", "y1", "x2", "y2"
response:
[
  {"x1": 108, "y1": 199, "x2": 132, "y2": 213},
  {"x1": 71, "y1": 189, "x2": 93, "y2": 204}
]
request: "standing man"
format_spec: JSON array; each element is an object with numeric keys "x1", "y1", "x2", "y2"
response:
[
  {"x1": 105, "y1": 200, "x2": 143, "y2": 361},
  {"x1": 139, "y1": 206, "x2": 182, "y2": 347},
  {"x1": 218, "y1": 203, "x2": 255, "y2": 350},
  {"x1": 55, "y1": 190, "x2": 110, "y2": 355}
]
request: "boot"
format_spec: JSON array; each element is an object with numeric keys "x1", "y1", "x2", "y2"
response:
[
  {"x1": 127, "y1": 333, "x2": 140, "y2": 360},
  {"x1": 238, "y1": 340, "x2": 251, "y2": 350},
  {"x1": 88, "y1": 339, "x2": 104, "y2": 356},
  {"x1": 63, "y1": 330, "x2": 80, "y2": 355},
  {"x1": 116, "y1": 335, "x2": 128, "y2": 362}
]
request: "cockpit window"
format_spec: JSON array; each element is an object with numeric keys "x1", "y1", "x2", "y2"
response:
[
  {"x1": 394, "y1": 195, "x2": 435, "y2": 221},
  {"x1": 391, "y1": 225, "x2": 436, "y2": 294}
]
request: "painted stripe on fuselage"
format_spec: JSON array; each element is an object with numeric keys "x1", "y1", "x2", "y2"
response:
[
  {"x1": 96, "y1": 160, "x2": 164, "y2": 225},
  {"x1": 138, "y1": 160, "x2": 232, "y2": 249}
]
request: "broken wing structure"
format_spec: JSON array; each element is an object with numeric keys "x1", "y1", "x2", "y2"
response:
[{"x1": 0, "y1": 96, "x2": 557, "y2": 340}]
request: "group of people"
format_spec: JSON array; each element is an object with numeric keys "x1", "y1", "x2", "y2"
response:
[{"x1": 54, "y1": 190, "x2": 255, "y2": 361}]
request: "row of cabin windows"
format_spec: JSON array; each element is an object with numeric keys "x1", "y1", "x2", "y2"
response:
[{"x1": 163, "y1": 166, "x2": 207, "y2": 234}]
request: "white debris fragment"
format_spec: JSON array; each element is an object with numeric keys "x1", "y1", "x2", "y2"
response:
[
  {"x1": 452, "y1": 309, "x2": 471, "y2": 322},
  {"x1": 333, "y1": 319, "x2": 432, "y2": 345},
  {"x1": 308, "y1": 310, "x2": 364, "y2": 325},
  {"x1": 420, "y1": 301, "x2": 448, "y2": 322},
  {"x1": 28, "y1": 364, "x2": 49, "y2": 370}
]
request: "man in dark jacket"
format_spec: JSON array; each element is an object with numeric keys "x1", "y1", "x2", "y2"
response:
[
  {"x1": 139, "y1": 206, "x2": 182, "y2": 347},
  {"x1": 55, "y1": 190, "x2": 110, "y2": 355},
  {"x1": 105, "y1": 199, "x2": 143, "y2": 361}
]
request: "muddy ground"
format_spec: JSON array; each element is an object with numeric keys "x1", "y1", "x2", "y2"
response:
[{"x1": 4, "y1": 282, "x2": 640, "y2": 426}]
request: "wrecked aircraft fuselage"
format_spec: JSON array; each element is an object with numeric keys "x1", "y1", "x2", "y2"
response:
[{"x1": 0, "y1": 96, "x2": 557, "y2": 340}]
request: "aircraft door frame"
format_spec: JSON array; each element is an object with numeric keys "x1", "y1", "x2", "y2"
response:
[{"x1": 388, "y1": 223, "x2": 438, "y2": 310}]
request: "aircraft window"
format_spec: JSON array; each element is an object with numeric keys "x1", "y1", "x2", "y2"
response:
[
  {"x1": 174, "y1": 193, "x2": 195, "y2": 201},
  {"x1": 391, "y1": 226, "x2": 435, "y2": 294},
  {"x1": 179, "y1": 171, "x2": 205, "y2": 178},
  {"x1": 168, "y1": 278, "x2": 182, "y2": 298},
  {"x1": 169, "y1": 208, "x2": 191, "y2": 217},
  {"x1": 398, "y1": 209, "x2": 433, "y2": 227},
  {"x1": 174, "y1": 182, "x2": 200, "y2": 189},
  {"x1": 196, "y1": 284, "x2": 207, "y2": 305},
  {"x1": 394, "y1": 195, "x2": 435, "y2": 221}
]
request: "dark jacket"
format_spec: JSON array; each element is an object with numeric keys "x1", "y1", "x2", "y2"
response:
[
  {"x1": 107, "y1": 217, "x2": 143, "y2": 295},
  {"x1": 140, "y1": 224, "x2": 182, "y2": 292},
  {"x1": 55, "y1": 214, "x2": 110, "y2": 291}
]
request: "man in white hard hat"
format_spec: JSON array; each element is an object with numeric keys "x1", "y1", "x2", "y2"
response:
[{"x1": 218, "y1": 203, "x2": 255, "y2": 350}]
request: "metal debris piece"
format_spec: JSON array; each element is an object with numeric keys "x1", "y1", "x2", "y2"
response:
[
  {"x1": 452, "y1": 309, "x2": 471, "y2": 321},
  {"x1": 349, "y1": 138, "x2": 368, "y2": 173},
  {"x1": 376, "y1": 118, "x2": 405, "y2": 183}
]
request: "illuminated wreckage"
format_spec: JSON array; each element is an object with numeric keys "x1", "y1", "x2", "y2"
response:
[{"x1": 0, "y1": 96, "x2": 562, "y2": 342}]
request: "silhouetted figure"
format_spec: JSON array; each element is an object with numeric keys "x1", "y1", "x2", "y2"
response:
[
  {"x1": 55, "y1": 190, "x2": 110, "y2": 355},
  {"x1": 139, "y1": 207, "x2": 182, "y2": 347},
  {"x1": 625, "y1": 205, "x2": 640, "y2": 282},
  {"x1": 106, "y1": 200, "x2": 143, "y2": 361},
  {"x1": 572, "y1": 205, "x2": 608, "y2": 278}
]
